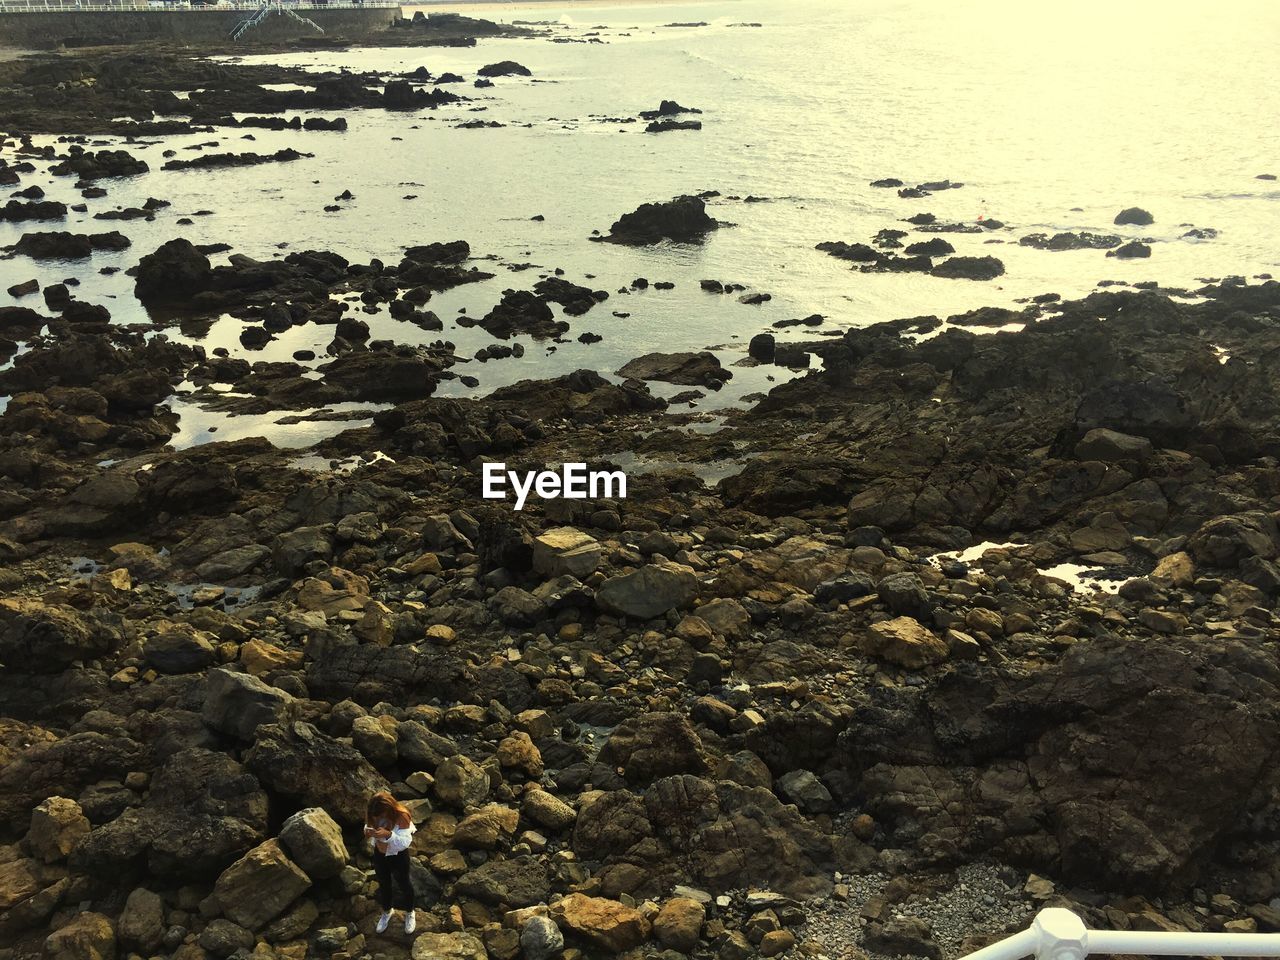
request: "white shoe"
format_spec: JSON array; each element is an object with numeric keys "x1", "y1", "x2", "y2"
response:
[
  {"x1": 404, "y1": 911, "x2": 417, "y2": 935},
  {"x1": 375, "y1": 912, "x2": 391, "y2": 934}
]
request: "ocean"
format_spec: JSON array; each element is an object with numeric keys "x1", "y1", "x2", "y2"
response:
[{"x1": 2, "y1": 0, "x2": 1279, "y2": 446}]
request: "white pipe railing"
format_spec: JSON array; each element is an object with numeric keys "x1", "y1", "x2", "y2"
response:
[{"x1": 960, "y1": 909, "x2": 1280, "y2": 960}]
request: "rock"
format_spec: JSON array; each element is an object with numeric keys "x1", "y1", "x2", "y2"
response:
[
  {"x1": 1109, "y1": 240, "x2": 1152, "y2": 259},
  {"x1": 15, "y1": 231, "x2": 129, "y2": 259},
  {"x1": 1075, "y1": 427, "x2": 1153, "y2": 463},
  {"x1": 1187, "y1": 512, "x2": 1278, "y2": 568},
  {"x1": 453, "y1": 856, "x2": 549, "y2": 907},
  {"x1": 697, "y1": 597, "x2": 751, "y2": 637},
  {"x1": 595, "y1": 560, "x2": 698, "y2": 619},
  {"x1": 352, "y1": 714, "x2": 398, "y2": 766},
  {"x1": 454, "y1": 803, "x2": 519, "y2": 848},
  {"x1": 775, "y1": 769, "x2": 833, "y2": 813},
  {"x1": 202, "y1": 667, "x2": 294, "y2": 740},
  {"x1": 550, "y1": 893, "x2": 652, "y2": 952},
  {"x1": 279, "y1": 807, "x2": 348, "y2": 879},
  {"x1": 1115, "y1": 206, "x2": 1155, "y2": 226},
  {"x1": 522, "y1": 788, "x2": 577, "y2": 831},
  {"x1": 0, "y1": 857, "x2": 42, "y2": 910},
  {"x1": 145, "y1": 627, "x2": 216, "y2": 674},
  {"x1": 197, "y1": 918, "x2": 254, "y2": 957},
  {"x1": 866, "y1": 918, "x2": 942, "y2": 959},
  {"x1": 930, "y1": 255, "x2": 1005, "y2": 280},
  {"x1": 860, "y1": 616, "x2": 949, "y2": 668},
  {"x1": 600, "y1": 712, "x2": 709, "y2": 784},
  {"x1": 600, "y1": 195, "x2": 719, "y2": 245},
  {"x1": 412, "y1": 932, "x2": 487, "y2": 960},
  {"x1": 617, "y1": 351, "x2": 731, "y2": 387},
  {"x1": 520, "y1": 916, "x2": 564, "y2": 960},
  {"x1": 654, "y1": 896, "x2": 705, "y2": 952},
  {"x1": 0, "y1": 599, "x2": 112, "y2": 672},
  {"x1": 44, "y1": 911, "x2": 116, "y2": 960},
  {"x1": 1152, "y1": 551, "x2": 1194, "y2": 586},
  {"x1": 761, "y1": 930, "x2": 797, "y2": 957},
  {"x1": 478, "y1": 60, "x2": 532, "y2": 77},
  {"x1": 876, "y1": 572, "x2": 932, "y2": 619},
  {"x1": 28, "y1": 796, "x2": 90, "y2": 862},
  {"x1": 212, "y1": 838, "x2": 311, "y2": 930},
  {"x1": 748, "y1": 332, "x2": 776, "y2": 362},
  {"x1": 496, "y1": 731, "x2": 543, "y2": 778},
  {"x1": 117, "y1": 887, "x2": 165, "y2": 953},
  {"x1": 532, "y1": 527, "x2": 603, "y2": 579},
  {"x1": 434, "y1": 754, "x2": 491, "y2": 809},
  {"x1": 133, "y1": 238, "x2": 213, "y2": 305},
  {"x1": 245, "y1": 722, "x2": 388, "y2": 825}
]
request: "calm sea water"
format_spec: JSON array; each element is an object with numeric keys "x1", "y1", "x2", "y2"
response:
[{"x1": 2, "y1": 0, "x2": 1279, "y2": 444}]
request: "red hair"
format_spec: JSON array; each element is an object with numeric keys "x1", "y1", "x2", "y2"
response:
[{"x1": 366, "y1": 791, "x2": 412, "y2": 828}]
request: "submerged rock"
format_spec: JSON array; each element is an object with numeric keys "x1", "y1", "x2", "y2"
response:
[{"x1": 597, "y1": 195, "x2": 720, "y2": 244}]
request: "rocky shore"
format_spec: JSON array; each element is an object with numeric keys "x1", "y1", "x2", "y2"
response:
[{"x1": 3, "y1": 22, "x2": 1280, "y2": 960}]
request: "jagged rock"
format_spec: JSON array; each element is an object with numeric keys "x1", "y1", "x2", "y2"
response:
[
  {"x1": 28, "y1": 796, "x2": 91, "y2": 862},
  {"x1": 133, "y1": 238, "x2": 213, "y2": 306},
  {"x1": 279, "y1": 807, "x2": 348, "y2": 880},
  {"x1": 1187, "y1": 512, "x2": 1278, "y2": 568},
  {"x1": 478, "y1": 60, "x2": 532, "y2": 77},
  {"x1": 0, "y1": 600, "x2": 113, "y2": 672},
  {"x1": 1075, "y1": 427, "x2": 1153, "y2": 463},
  {"x1": 212, "y1": 839, "x2": 310, "y2": 930}
]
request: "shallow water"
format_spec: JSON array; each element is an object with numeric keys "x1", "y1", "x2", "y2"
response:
[{"x1": 2, "y1": 0, "x2": 1278, "y2": 441}]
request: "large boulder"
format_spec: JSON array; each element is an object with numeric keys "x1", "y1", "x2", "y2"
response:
[
  {"x1": 0, "y1": 600, "x2": 113, "y2": 672},
  {"x1": 278, "y1": 807, "x2": 348, "y2": 880},
  {"x1": 133, "y1": 238, "x2": 213, "y2": 306},
  {"x1": 1114, "y1": 206, "x2": 1154, "y2": 226},
  {"x1": 599, "y1": 195, "x2": 719, "y2": 245},
  {"x1": 71, "y1": 747, "x2": 268, "y2": 882},
  {"x1": 599, "y1": 713, "x2": 709, "y2": 785},
  {"x1": 245, "y1": 722, "x2": 389, "y2": 825},
  {"x1": 212, "y1": 839, "x2": 311, "y2": 930},
  {"x1": 144, "y1": 627, "x2": 216, "y2": 675},
  {"x1": 595, "y1": 560, "x2": 698, "y2": 619},
  {"x1": 201, "y1": 667, "x2": 294, "y2": 740},
  {"x1": 1186, "y1": 512, "x2": 1279, "y2": 569},
  {"x1": 549, "y1": 893, "x2": 651, "y2": 952},
  {"x1": 859, "y1": 616, "x2": 949, "y2": 668}
]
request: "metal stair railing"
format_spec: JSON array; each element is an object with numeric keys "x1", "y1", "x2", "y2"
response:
[{"x1": 959, "y1": 909, "x2": 1280, "y2": 960}]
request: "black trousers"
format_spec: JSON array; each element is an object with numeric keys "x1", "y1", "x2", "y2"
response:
[{"x1": 372, "y1": 850, "x2": 415, "y2": 911}]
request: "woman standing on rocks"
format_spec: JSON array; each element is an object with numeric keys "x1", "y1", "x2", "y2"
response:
[{"x1": 364, "y1": 791, "x2": 418, "y2": 934}]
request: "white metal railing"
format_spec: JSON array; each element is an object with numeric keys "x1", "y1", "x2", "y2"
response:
[
  {"x1": 961, "y1": 909, "x2": 1280, "y2": 960},
  {"x1": 0, "y1": 0, "x2": 397, "y2": 11}
]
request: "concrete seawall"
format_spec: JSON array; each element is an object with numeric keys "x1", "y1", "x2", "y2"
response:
[{"x1": 0, "y1": 6, "x2": 401, "y2": 47}]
